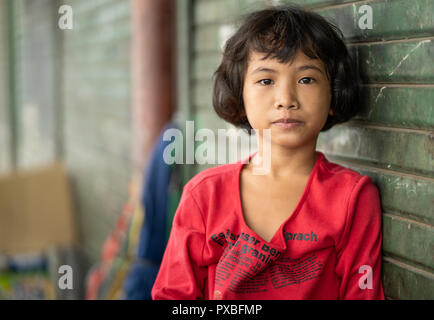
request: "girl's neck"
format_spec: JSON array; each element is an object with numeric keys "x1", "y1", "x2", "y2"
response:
[{"x1": 251, "y1": 134, "x2": 318, "y2": 180}]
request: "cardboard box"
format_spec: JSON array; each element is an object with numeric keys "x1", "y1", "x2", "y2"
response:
[{"x1": 0, "y1": 163, "x2": 77, "y2": 254}]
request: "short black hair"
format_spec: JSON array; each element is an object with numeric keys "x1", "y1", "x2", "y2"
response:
[{"x1": 212, "y1": 4, "x2": 361, "y2": 133}]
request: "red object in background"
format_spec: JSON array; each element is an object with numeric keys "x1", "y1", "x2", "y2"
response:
[
  {"x1": 85, "y1": 266, "x2": 106, "y2": 300},
  {"x1": 102, "y1": 203, "x2": 133, "y2": 262},
  {"x1": 85, "y1": 203, "x2": 134, "y2": 300}
]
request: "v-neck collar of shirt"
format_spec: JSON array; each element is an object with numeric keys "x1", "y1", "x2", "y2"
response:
[{"x1": 235, "y1": 150, "x2": 324, "y2": 251}]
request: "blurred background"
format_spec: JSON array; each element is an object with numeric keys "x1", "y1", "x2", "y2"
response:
[{"x1": 0, "y1": 0, "x2": 432, "y2": 300}]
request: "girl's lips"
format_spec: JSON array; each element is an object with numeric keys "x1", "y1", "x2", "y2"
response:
[{"x1": 272, "y1": 121, "x2": 304, "y2": 129}]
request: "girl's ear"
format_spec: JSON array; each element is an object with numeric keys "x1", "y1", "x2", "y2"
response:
[{"x1": 329, "y1": 109, "x2": 334, "y2": 116}]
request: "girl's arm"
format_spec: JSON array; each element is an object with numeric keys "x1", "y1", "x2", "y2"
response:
[
  {"x1": 335, "y1": 175, "x2": 386, "y2": 300},
  {"x1": 151, "y1": 186, "x2": 208, "y2": 300}
]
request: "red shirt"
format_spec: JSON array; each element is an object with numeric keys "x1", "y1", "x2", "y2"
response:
[{"x1": 152, "y1": 151, "x2": 385, "y2": 300}]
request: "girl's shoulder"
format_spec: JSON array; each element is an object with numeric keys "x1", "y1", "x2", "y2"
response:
[
  {"x1": 317, "y1": 151, "x2": 375, "y2": 189},
  {"x1": 183, "y1": 161, "x2": 242, "y2": 194}
]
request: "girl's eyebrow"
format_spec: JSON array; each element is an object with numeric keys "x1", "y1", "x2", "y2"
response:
[
  {"x1": 250, "y1": 67, "x2": 277, "y2": 75},
  {"x1": 250, "y1": 64, "x2": 324, "y2": 75},
  {"x1": 298, "y1": 64, "x2": 324, "y2": 74}
]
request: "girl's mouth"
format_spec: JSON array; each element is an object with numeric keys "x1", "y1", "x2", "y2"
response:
[{"x1": 272, "y1": 118, "x2": 304, "y2": 129}]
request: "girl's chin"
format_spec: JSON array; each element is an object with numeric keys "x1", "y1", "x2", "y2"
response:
[
  {"x1": 272, "y1": 132, "x2": 314, "y2": 147},
  {"x1": 262, "y1": 135, "x2": 306, "y2": 149},
  {"x1": 253, "y1": 125, "x2": 319, "y2": 149},
  {"x1": 271, "y1": 141, "x2": 305, "y2": 150}
]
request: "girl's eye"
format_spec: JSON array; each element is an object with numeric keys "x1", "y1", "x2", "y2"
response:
[
  {"x1": 258, "y1": 79, "x2": 274, "y2": 86},
  {"x1": 299, "y1": 77, "x2": 315, "y2": 84}
]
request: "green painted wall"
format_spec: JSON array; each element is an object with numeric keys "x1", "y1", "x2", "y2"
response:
[
  {"x1": 0, "y1": 0, "x2": 12, "y2": 174},
  {"x1": 11, "y1": 0, "x2": 61, "y2": 169},
  {"x1": 180, "y1": 0, "x2": 434, "y2": 299},
  {"x1": 0, "y1": 0, "x2": 133, "y2": 265},
  {"x1": 61, "y1": 0, "x2": 132, "y2": 264}
]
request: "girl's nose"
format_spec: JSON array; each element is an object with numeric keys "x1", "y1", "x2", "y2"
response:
[{"x1": 274, "y1": 86, "x2": 299, "y2": 110}]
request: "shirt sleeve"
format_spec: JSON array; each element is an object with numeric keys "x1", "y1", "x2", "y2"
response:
[
  {"x1": 335, "y1": 175, "x2": 385, "y2": 300},
  {"x1": 151, "y1": 185, "x2": 208, "y2": 300}
]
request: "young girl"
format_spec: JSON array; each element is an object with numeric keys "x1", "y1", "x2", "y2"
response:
[{"x1": 152, "y1": 5, "x2": 385, "y2": 300}]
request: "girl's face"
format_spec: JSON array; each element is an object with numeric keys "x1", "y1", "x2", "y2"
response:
[{"x1": 242, "y1": 50, "x2": 332, "y2": 149}]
